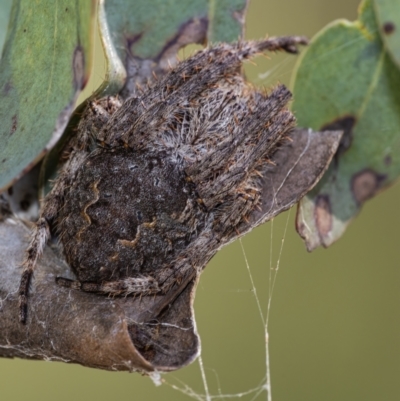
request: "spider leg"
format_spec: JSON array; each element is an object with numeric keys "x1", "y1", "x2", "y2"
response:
[
  {"x1": 19, "y1": 152, "x2": 84, "y2": 324},
  {"x1": 18, "y1": 167, "x2": 73, "y2": 324},
  {"x1": 186, "y1": 85, "x2": 292, "y2": 182},
  {"x1": 184, "y1": 83, "x2": 295, "y2": 223},
  {"x1": 19, "y1": 217, "x2": 50, "y2": 323},
  {"x1": 238, "y1": 36, "x2": 308, "y2": 59},
  {"x1": 100, "y1": 36, "x2": 307, "y2": 149},
  {"x1": 67, "y1": 95, "x2": 122, "y2": 150},
  {"x1": 56, "y1": 276, "x2": 161, "y2": 297}
]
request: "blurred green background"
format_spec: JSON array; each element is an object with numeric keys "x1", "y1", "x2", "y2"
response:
[{"x1": 1, "y1": 0, "x2": 400, "y2": 400}]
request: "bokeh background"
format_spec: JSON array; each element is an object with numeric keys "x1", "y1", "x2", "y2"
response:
[{"x1": 1, "y1": 0, "x2": 400, "y2": 400}]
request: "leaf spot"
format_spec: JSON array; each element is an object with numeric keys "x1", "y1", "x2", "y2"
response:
[
  {"x1": 383, "y1": 21, "x2": 395, "y2": 35},
  {"x1": 351, "y1": 169, "x2": 386, "y2": 205},
  {"x1": 314, "y1": 195, "x2": 332, "y2": 239},
  {"x1": 72, "y1": 46, "x2": 85, "y2": 90},
  {"x1": 125, "y1": 33, "x2": 144, "y2": 54},
  {"x1": 10, "y1": 115, "x2": 18, "y2": 136}
]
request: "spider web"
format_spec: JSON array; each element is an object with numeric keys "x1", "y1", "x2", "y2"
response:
[{"x1": 158, "y1": 209, "x2": 291, "y2": 401}]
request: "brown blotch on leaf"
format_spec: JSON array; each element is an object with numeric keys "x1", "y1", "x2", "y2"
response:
[
  {"x1": 232, "y1": 3, "x2": 248, "y2": 34},
  {"x1": 72, "y1": 46, "x2": 86, "y2": 91},
  {"x1": 314, "y1": 195, "x2": 332, "y2": 238},
  {"x1": 321, "y1": 115, "x2": 356, "y2": 167},
  {"x1": 155, "y1": 17, "x2": 208, "y2": 63},
  {"x1": 121, "y1": 17, "x2": 208, "y2": 98},
  {"x1": 351, "y1": 169, "x2": 386, "y2": 205},
  {"x1": 10, "y1": 115, "x2": 17, "y2": 136},
  {"x1": 125, "y1": 32, "x2": 144, "y2": 52},
  {"x1": 383, "y1": 21, "x2": 395, "y2": 35}
]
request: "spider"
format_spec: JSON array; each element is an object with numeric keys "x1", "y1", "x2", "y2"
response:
[{"x1": 18, "y1": 36, "x2": 308, "y2": 324}]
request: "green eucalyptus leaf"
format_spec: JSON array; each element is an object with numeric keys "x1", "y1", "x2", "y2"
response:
[
  {"x1": 374, "y1": 0, "x2": 400, "y2": 68},
  {"x1": 292, "y1": 0, "x2": 400, "y2": 250},
  {"x1": 98, "y1": 0, "x2": 248, "y2": 97},
  {"x1": 207, "y1": 0, "x2": 248, "y2": 43},
  {"x1": 0, "y1": 0, "x2": 94, "y2": 191}
]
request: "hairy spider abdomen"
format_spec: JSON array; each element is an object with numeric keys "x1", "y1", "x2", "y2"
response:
[{"x1": 57, "y1": 148, "x2": 197, "y2": 283}]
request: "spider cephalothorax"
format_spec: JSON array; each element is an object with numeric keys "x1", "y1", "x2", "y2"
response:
[{"x1": 19, "y1": 37, "x2": 308, "y2": 323}]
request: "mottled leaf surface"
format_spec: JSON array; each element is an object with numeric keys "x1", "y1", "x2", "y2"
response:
[
  {"x1": 292, "y1": 0, "x2": 400, "y2": 250},
  {"x1": 0, "y1": 0, "x2": 94, "y2": 191},
  {"x1": 374, "y1": 0, "x2": 400, "y2": 68}
]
